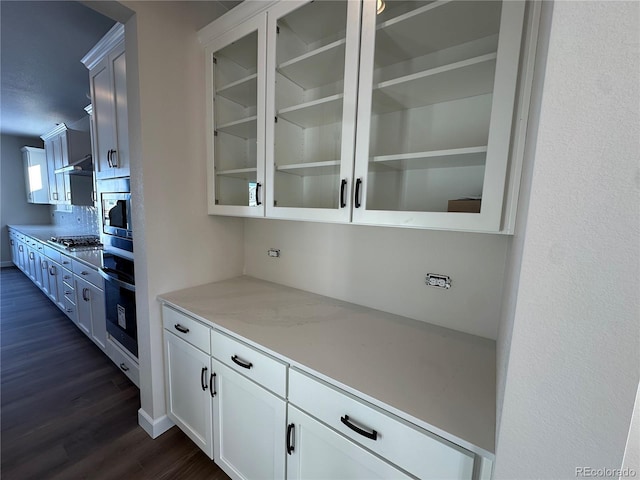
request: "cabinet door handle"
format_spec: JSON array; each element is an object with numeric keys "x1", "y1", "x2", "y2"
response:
[
  {"x1": 107, "y1": 150, "x2": 112, "y2": 168},
  {"x1": 286, "y1": 423, "x2": 295, "y2": 455},
  {"x1": 209, "y1": 372, "x2": 217, "y2": 397},
  {"x1": 53, "y1": 192, "x2": 59, "y2": 201},
  {"x1": 354, "y1": 178, "x2": 362, "y2": 208},
  {"x1": 19, "y1": 245, "x2": 24, "y2": 252},
  {"x1": 119, "y1": 363, "x2": 129, "y2": 372},
  {"x1": 42, "y1": 261, "x2": 48, "y2": 270},
  {"x1": 49, "y1": 265, "x2": 56, "y2": 276},
  {"x1": 111, "y1": 150, "x2": 118, "y2": 168},
  {"x1": 340, "y1": 178, "x2": 347, "y2": 208},
  {"x1": 200, "y1": 367, "x2": 208, "y2": 391},
  {"x1": 10, "y1": 240, "x2": 14, "y2": 246},
  {"x1": 66, "y1": 192, "x2": 72, "y2": 201},
  {"x1": 340, "y1": 415, "x2": 378, "y2": 441},
  {"x1": 82, "y1": 288, "x2": 90, "y2": 302},
  {"x1": 231, "y1": 355, "x2": 253, "y2": 370},
  {"x1": 256, "y1": 182, "x2": 262, "y2": 206},
  {"x1": 29, "y1": 252, "x2": 34, "y2": 260},
  {"x1": 174, "y1": 324, "x2": 189, "y2": 334}
]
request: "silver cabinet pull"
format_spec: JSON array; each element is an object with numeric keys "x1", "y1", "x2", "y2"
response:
[
  {"x1": 82, "y1": 288, "x2": 90, "y2": 302},
  {"x1": 119, "y1": 363, "x2": 129, "y2": 372}
]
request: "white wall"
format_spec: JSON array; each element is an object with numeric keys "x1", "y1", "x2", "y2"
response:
[
  {"x1": 0, "y1": 134, "x2": 52, "y2": 265},
  {"x1": 121, "y1": 1, "x2": 244, "y2": 430},
  {"x1": 244, "y1": 219, "x2": 510, "y2": 339},
  {"x1": 495, "y1": 2, "x2": 639, "y2": 477}
]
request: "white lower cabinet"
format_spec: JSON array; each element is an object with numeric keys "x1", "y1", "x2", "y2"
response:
[
  {"x1": 75, "y1": 275, "x2": 107, "y2": 350},
  {"x1": 164, "y1": 330, "x2": 214, "y2": 458},
  {"x1": 211, "y1": 358, "x2": 286, "y2": 480},
  {"x1": 286, "y1": 405, "x2": 410, "y2": 480}
]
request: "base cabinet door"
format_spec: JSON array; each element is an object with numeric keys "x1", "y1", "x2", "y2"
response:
[
  {"x1": 286, "y1": 406, "x2": 411, "y2": 480},
  {"x1": 75, "y1": 275, "x2": 107, "y2": 350},
  {"x1": 165, "y1": 331, "x2": 213, "y2": 458},
  {"x1": 211, "y1": 359, "x2": 286, "y2": 480}
]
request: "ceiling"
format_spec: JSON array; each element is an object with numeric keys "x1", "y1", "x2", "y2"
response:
[{"x1": 0, "y1": 0, "x2": 242, "y2": 140}]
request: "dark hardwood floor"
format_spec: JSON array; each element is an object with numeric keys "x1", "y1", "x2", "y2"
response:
[{"x1": 1, "y1": 267, "x2": 229, "y2": 480}]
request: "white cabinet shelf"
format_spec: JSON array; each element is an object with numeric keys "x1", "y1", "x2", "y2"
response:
[
  {"x1": 216, "y1": 73, "x2": 258, "y2": 106},
  {"x1": 216, "y1": 167, "x2": 257, "y2": 180},
  {"x1": 278, "y1": 94, "x2": 344, "y2": 128},
  {"x1": 216, "y1": 33, "x2": 257, "y2": 70},
  {"x1": 373, "y1": 53, "x2": 497, "y2": 114},
  {"x1": 278, "y1": 39, "x2": 346, "y2": 89},
  {"x1": 216, "y1": 115, "x2": 257, "y2": 139},
  {"x1": 375, "y1": 0, "x2": 502, "y2": 67},
  {"x1": 372, "y1": 146, "x2": 488, "y2": 171},
  {"x1": 276, "y1": 160, "x2": 340, "y2": 177}
]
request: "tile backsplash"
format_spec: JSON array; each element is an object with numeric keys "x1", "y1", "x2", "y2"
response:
[{"x1": 50, "y1": 205, "x2": 100, "y2": 234}]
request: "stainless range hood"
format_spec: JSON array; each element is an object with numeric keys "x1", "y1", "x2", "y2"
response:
[{"x1": 54, "y1": 154, "x2": 93, "y2": 176}]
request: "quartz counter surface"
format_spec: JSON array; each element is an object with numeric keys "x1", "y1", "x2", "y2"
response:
[
  {"x1": 159, "y1": 276, "x2": 496, "y2": 457},
  {"x1": 8, "y1": 225, "x2": 103, "y2": 270}
]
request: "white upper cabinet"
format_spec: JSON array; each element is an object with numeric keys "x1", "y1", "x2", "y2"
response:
[
  {"x1": 353, "y1": 0, "x2": 526, "y2": 231},
  {"x1": 265, "y1": 0, "x2": 361, "y2": 222},
  {"x1": 82, "y1": 24, "x2": 130, "y2": 181},
  {"x1": 199, "y1": 0, "x2": 531, "y2": 232},
  {"x1": 205, "y1": 14, "x2": 267, "y2": 217}
]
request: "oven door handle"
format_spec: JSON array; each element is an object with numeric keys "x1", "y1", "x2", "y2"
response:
[{"x1": 99, "y1": 268, "x2": 136, "y2": 292}]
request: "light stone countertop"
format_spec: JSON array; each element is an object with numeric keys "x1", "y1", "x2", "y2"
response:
[
  {"x1": 8, "y1": 225, "x2": 103, "y2": 270},
  {"x1": 159, "y1": 275, "x2": 497, "y2": 457}
]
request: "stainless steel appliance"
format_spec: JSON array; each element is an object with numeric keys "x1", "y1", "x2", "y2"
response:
[
  {"x1": 48, "y1": 235, "x2": 103, "y2": 251},
  {"x1": 101, "y1": 192, "x2": 133, "y2": 252},
  {"x1": 99, "y1": 253, "x2": 137, "y2": 358}
]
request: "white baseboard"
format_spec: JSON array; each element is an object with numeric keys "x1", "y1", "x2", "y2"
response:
[
  {"x1": 1, "y1": 261, "x2": 15, "y2": 268},
  {"x1": 138, "y1": 408, "x2": 175, "y2": 439}
]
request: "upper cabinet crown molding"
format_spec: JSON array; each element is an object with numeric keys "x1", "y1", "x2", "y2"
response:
[
  {"x1": 40, "y1": 123, "x2": 69, "y2": 141},
  {"x1": 81, "y1": 23, "x2": 124, "y2": 70}
]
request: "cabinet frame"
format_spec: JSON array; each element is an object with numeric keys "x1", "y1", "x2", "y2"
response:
[
  {"x1": 264, "y1": 0, "x2": 362, "y2": 223},
  {"x1": 205, "y1": 14, "x2": 267, "y2": 217}
]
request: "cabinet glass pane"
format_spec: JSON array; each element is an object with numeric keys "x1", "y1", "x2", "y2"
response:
[
  {"x1": 364, "y1": 0, "x2": 502, "y2": 214},
  {"x1": 273, "y1": 1, "x2": 348, "y2": 209},
  {"x1": 213, "y1": 31, "x2": 259, "y2": 207}
]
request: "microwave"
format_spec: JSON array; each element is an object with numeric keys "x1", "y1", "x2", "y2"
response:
[{"x1": 102, "y1": 192, "x2": 133, "y2": 252}]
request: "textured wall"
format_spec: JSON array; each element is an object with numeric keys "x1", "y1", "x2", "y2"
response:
[
  {"x1": 495, "y1": 2, "x2": 640, "y2": 477},
  {"x1": 245, "y1": 219, "x2": 510, "y2": 339},
  {"x1": 0, "y1": 134, "x2": 52, "y2": 265}
]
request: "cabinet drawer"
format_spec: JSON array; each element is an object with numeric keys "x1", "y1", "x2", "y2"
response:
[
  {"x1": 107, "y1": 337, "x2": 140, "y2": 387},
  {"x1": 60, "y1": 255, "x2": 73, "y2": 270},
  {"x1": 63, "y1": 296, "x2": 77, "y2": 323},
  {"x1": 44, "y1": 245, "x2": 62, "y2": 264},
  {"x1": 71, "y1": 259, "x2": 102, "y2": 288},
  {"x1": 62, "y1": 282, "x2": 75, "y2": 302},
  {"x1": 211, "y1": 330, "x2": 287, "y2": 397},
  {"x1": 289, "y1": 369, "x2": 475, "y2": 480},
  {"x1": 162, "y1": 306, "x2": 211, "y2": 355}
]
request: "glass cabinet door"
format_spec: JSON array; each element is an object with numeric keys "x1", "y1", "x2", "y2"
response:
[
  {"x1": 266, "y1": 0, "x2": 361, "y2": 223},
  {"x1": 206, "y1": 15, "x2": 266, "y2": 217},
  {"x1": 353, "y1": 0, "x2": 525, "y2": 231}
]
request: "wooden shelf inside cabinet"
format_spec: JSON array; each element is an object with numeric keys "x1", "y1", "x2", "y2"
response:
[
  {"x1": 371, "y1": 146, "x2": 487, "y2": 170},
  {"x1": 216, "y1": 116, "x2": 257, "y2": 139},
  {"x1": 375, "y1": 0, "x2": 501, "y2": 67},
  {"x1": 372, "y1": 54, "x2": 497, "y2": 114},
  {"x1": 216, "y1": 74, "x2": 257, "y2": 107},
  {"x1": 277, "y1": 94, "x2": 343, "y2": 128},
  {"x1": 216, "y1": 167, "x2": 257, "y2": 180},
  {"x1": 278, "y1": 39, "x2": 346, "y2": 90},
  {"x1": 276, "y1": 160, "x2": 340, "y2": 176}
]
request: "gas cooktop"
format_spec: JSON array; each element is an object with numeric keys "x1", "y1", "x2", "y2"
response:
[{"x1": 48, "y1": 235, "x2": 104, "y2": 251}]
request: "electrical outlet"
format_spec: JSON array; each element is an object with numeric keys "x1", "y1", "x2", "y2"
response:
[
  {"x1": 425, "y1": 273, "x2": 451, "y2": 289},
  {"x1": 268, "y1": 248, "x2": 280, "y2": 258}
]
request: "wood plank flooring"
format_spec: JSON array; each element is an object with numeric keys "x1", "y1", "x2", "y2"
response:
[{"x1": 1, "y1": 267, "x2": 229, "y2": 480}]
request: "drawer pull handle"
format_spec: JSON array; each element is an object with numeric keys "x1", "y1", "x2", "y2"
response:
[
  {"x1": 200, "y1": 367, "x2": 208, "y2": 391},
  {"x1": 120, "y1": 363, "x2": 129, "y2": 372},
  {"x1": 286, "y1": 423, "x2": 295, "y2": 455},
  {"x1": 81, "y1": 271, "x2": 89, "y2": 276},
  {"x1": 340, "y1": 415, "x2": 378, "y2": 441},
  {"x1": 210, "y1": 372, "x2": 217, "y2": 397},
  {"x1": 231, "y1": 355, "x2": 253, "y2": 369},
  {"x1": 174, "y1": 324, "x2": 189, "y2": 334}
]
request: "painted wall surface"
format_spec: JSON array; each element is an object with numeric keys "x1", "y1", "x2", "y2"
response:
[
  {"x1": 122, "y1": 1, "x2": 244, "y2": 425},
  {"x1": 244, "y1": 218, "x2": 510, "y2": 339},
  {"x1": 494, "y1": 2, "x2": 639, "y2": 478},
  {"x1": 0, "y1": 134, "x2": 52, "y2": 265},
  {"x1": 495, "y1": 1, "x2": 553, "y2": 436}
]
